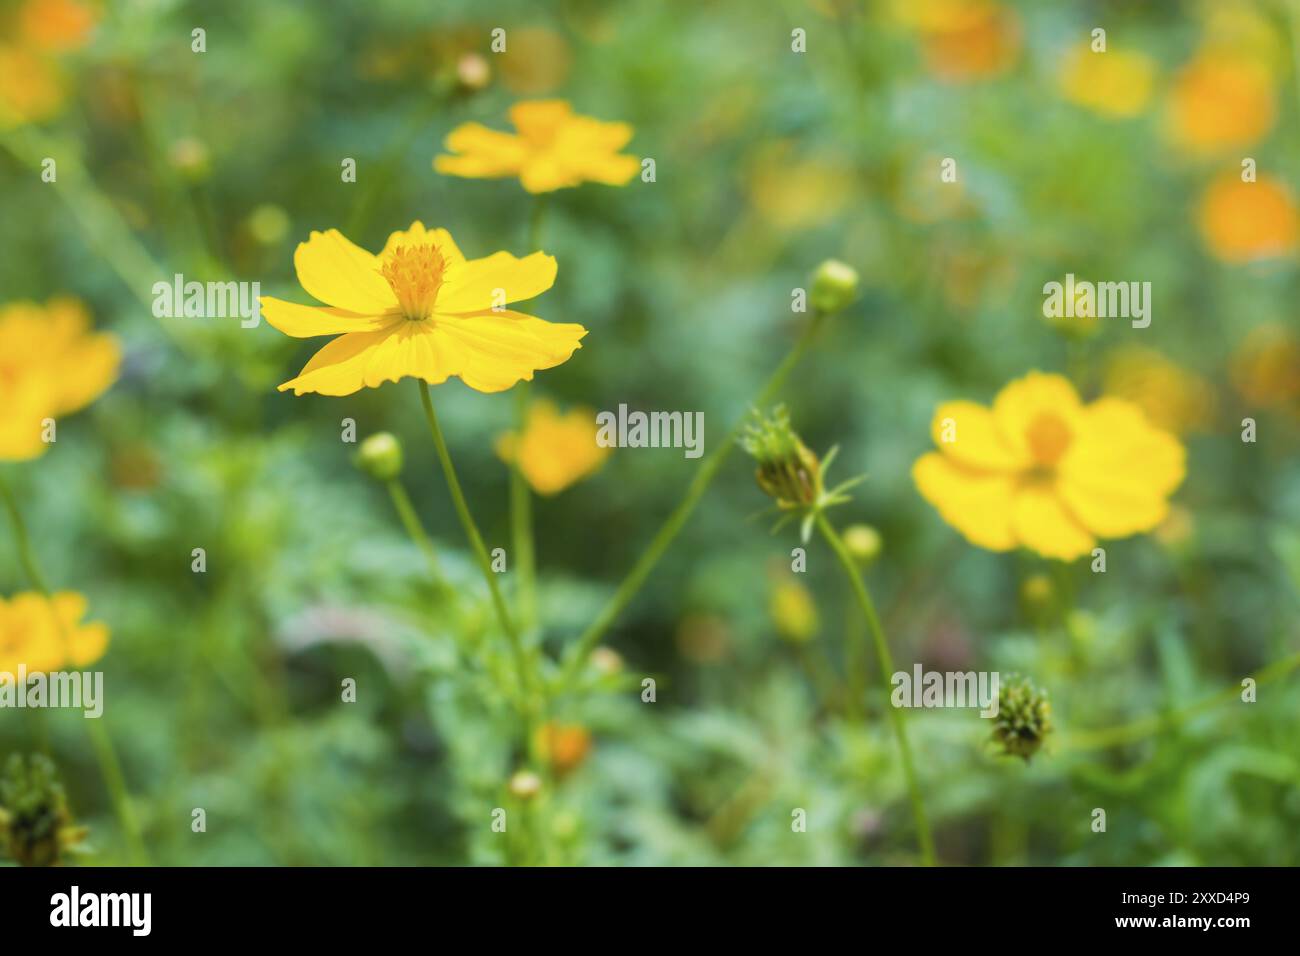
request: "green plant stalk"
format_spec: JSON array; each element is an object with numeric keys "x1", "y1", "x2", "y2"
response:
[
  {"x1": 507, "y1": 196, "x2": 550, "y2": 635},
  {"x1": 385, "y1": 478, "x2": 443, "y2": 576},
  {"x1": 418, "y1": 383, "x2": 537, "y2": 718},
  {"x1": 1065, "y1": 651, "x2": 1300, "y2": 752},
  {"x1": 816, "y1": 511, "x2": 936, "y2": 867},
  {"x1": 0, "y1": 471, "x2": 150, "y2": 865},
  {"x1": 557, "y1": 310, "x2": 828, "y2": 690}
]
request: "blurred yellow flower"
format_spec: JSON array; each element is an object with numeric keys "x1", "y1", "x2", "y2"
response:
[
  {"x1": 913, "y1": 372, "x2": 1185, "y2": 561},
  {"x1": 0, "y1": 297, "x2": 120, "y2": 461},
  {"x1": 435, "y1": 100, "x2": 638, "y2": 193},
  {"x1": 262, "y1": 221, "x2": 586, "y2": 396},
  {"x1": 747, "y1": 140, "x2": 856, "y2": 231},
  {"x1": 769, "y1": 577, "x2": 819, "y2": 643},
  {"x1": 19, "y1": 0, "x2": 96, "y2": 53},
  {"x1": 1231, "y1": 324, "x2": 1300, "y2": 409},
  {"x1": 1196, "y1": 173, "x2": 1298, "y2": 264},
  {"x1": 1103, "y1": 347, "x2": 1214, "y2": 435},
  {"x1": 1057, "y1": 43, "x2": 1155, "y2": 118},
  {"x1": 1165, "y1": 51, "x2": 1275, "y2": 154},
  {"x1": 494, "y1": 399, "x2": 609, "y2": 496},
  {"x1": 896, "y1": 0, "x2": 1020, "y2": 83},
  {"x1": 534, "y1": 721, "x2": 592, "y2": 776},
  {"x1": 497, "y1": 27, "x2": 571, "y2": 95},
  {"x1": 0, "y1": 591, "x2": 108, "y2": 674}
]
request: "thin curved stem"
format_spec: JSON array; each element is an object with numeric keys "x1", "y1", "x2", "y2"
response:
[
  {"x1": 417, "y1": 382, "x2": 536, "y2": 710},
  {"x1": 1064, "y1": 651, "x2": 1300, "y2": 752},
  {"x1": 816, "y1": 511, "x2": 936, "y2": 867},
  {"x1": 557, "y1": 310, "x2": 828, "y2": 690},
  {"x1": 385, "y1": 478, "x2": 443, "y2": 575}
]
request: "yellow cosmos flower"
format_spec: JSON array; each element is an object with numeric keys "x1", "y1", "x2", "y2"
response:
[
  {"x1": 0, "y1": 0, "x2": 97, "y2": 128},
  {"x1": 435, "y1": 100, "x2": 638, "y2": 193},
  {"x1": 261, "y1": 221, "x2": 586, "y2": 396},
  {"x1": 894, "y1": 0, "x2": 1020, "y2": 83},
  {"x1": 1164, "y1": 51, "x2": 1275, "y2": 154},
  {"x1": 0, "y1": 591, "x2": 108, "y2": 674},
  {"x1": 494, "y1": 399, "x2": 609, "y2": 495},
  {"x1": 0, "y1": 296, "x2": 120, "y2": 461},
  {"x1": 533, "y1": 721, "x2": 592, "y2": 777},
  {"x1": 1196, "y1": 173, "x2": 1299, "y2": 264},
  {"x1": 913, "y1": 372, "x2": 1185, "y2": 561},
  {"x1": 1057, "y1": 43, "x2": 1155, "y2": 118}
]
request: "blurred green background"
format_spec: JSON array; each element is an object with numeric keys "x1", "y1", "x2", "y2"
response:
[{"x1": 2, "y1": 0, "x2": 1299, "y2": 866}]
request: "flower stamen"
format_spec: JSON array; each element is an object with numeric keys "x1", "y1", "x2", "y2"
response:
[{"x1": 379, "y1": 244, "x2": 446, "y2": 321}]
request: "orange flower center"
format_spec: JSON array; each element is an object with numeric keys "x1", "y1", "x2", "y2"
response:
[
  {"x1": 379, "y1": 244, "x2": 446, "y2": 320},
  {"x1": 1026, "y1": 412, "x2": 1071, "y2": 467}
]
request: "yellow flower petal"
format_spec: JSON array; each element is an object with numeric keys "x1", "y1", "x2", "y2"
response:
[
  {"x1": 1011, "y1": 483, "x2": 1095, "y2": 560},
  {"x1": 379, "y1": 221, "x2": 465, "y2": 264},
  {"x1": 260, "y1": 297, "x2": 396, "y2": 338},
  {"x1": 496, "y1": 399, "x2": 609, "y2": 494},
  {"x1": 434, "y1": 123, "x2": 528, "y2": 178},
  {"x1": 436, "y1": 251, "x2": 557, "y2": 314},
  {"x1": 1057, "y1": 398, "x2": 1186, "y2": 537},
  {"x1": 278, "y1": 329, "x2": 394, "y2": 396},
  {"x1": 508, "y1": 99, "x2": 574, "y2": 139},
  {"x1": 433, "y1": 310, "x2": 587, "y2": 393},
  {"x1": 931, "y1": 399, "x2": 1026, "y2": 471},
  {"x1": 912, "y1": 452, "x2": 1016, "y2": 550},
  {"x1": 293, "y1": 229, "x2": 397, "y2": 313}
]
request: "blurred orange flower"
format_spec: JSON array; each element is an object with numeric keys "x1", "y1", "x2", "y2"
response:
[
  {"x1": 436, "y1": 100, "x2": 638, "y2": 193},
  {"x1": 534, "y1": 721, "x2": 592, "y2": 776},
  {"x1": 1165, "y1": 51, "x2": 1275, "y2": 154},
  {"x1": 895, "y1": 0, "x2": 1020, "y2": 82},
  {"x1": 0, "y1": 297, "x2": 120, "y2": 461},
  {"x1": 0, "y1": 0, "x2": 97, "y2": 127},
  {"x1": 1196, "y1": 173, "x2": 1298, "y2": 264},
  {"x1": 914, "y1": 372, "x2": 1185, "y2": 561},
  {"x1": 1231, "y1": 324, "x2": 1300, "y2": 409}
]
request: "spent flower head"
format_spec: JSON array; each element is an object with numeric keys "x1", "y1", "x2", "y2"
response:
[
  {"x1": 991, "y1": 674, "x2": 1052, "y2": 762},
  {"x1": 0, "y1": 753, "x2": 88, "y2": 867}
]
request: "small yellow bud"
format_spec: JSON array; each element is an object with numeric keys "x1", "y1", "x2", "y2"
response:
[
  {"x1": 810, "y1": 258, "x2": 860, "y2": 314},
  {"x1": 590, "y1": 647, "x2": 624, "y2": 675},
  {"x1": 355, "y1": 432, "x2": 403, "y2": 481},
  {"x1": 842, "y1": 523, "x2": 882, "y2": 564},
  {"x1": 770, "y1": 578, "x2": 819, "y2": 644},
  {"x1": 456, "y1": 52, "x2": 491, "y2": 91},
  {"x1": 247, "y1": 204, "x2": 290, "y2": 245}
]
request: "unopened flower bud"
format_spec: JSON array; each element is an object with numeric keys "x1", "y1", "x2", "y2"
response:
[
  {"x1": 810, "y1": 258, "x2": 860, "y2": 314},
  {"x1": 0, "y1": 754, "x2": 87, "y2": 867},
  {"x1": 842, "y1": 523, "x2": 882, "y2": 564},
  {"x1": 508, "y1": 770, "x2": 542, "y2": 800},
  {"x1": 590, "y1": 647, "x2": 624, "y2": 675},
  {"x1": 456, "y1": 52, "x2": 491, "y2": 91},
  {"x1": 355, "y1": 432, "x2": 403, "y2": 481},
  {"x1": 741, "y1": 406, "x2": 822, "y2": 509},
  {"x1": 991, "y1": 675, "x2": 1052, "y2": 762}
]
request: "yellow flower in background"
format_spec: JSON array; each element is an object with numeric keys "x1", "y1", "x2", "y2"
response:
[
  {"x1": 913, "y1": 372, "x2": 1185, "y2": 561},
  {"x1": 1103, "y1": 347, "x2": 1214, "y2": 435},
  {"x1": 1165, "y1": 51, "x2": 1275, "y2": 154},
  {"x1": 1057, "y1": 43, "x2": 1155, "y2": 118},
  {"x1": 435, "y1": 100, "x2": 638, "y2": 193},
  {"x1": 0, "y1": 591, "x2": 109, "y2": 674},
  {"x1": 1197, "y1": 173, "x2": 1298, "y2": 264},
  {"x1": 262, "y1": 221, "x2": 586, "y2": 396},
  {"x1": 494, "y1": 399, "x2": 609, "y2": 495},
  {"x1": 894, "y1": 0, "x2": 1020, "y2": 83},
  {"x1": 0, "y1": 0, "x2": 97, "y2": 128},
  {"x1": 0, "y1": 297, "x2": 120, "y2": 461},
  {"x1": 769, "y1": 577, "x2": 819, "y2": 644},
  {"x1": 1231, "y1": 324, "x2": 1300, "y2": 409}
]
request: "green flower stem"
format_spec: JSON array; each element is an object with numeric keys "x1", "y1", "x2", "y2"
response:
[
  {"x1": 1065, "y1": 651, "x2": 1300, "y2": 752},
  {"x1": 507, "y1": 196, "x2": 550, "y2": 635},
  {"x1": 509, "y1": 385, "x2": 538, "y2": 634},
  {"x1": 557, "y1": 310, "x2": 828, "y2": 691},
  {"x1": 816, "y1": 511, "x2": 936, "y2": 867},
  {"x1": 418, "y1": 382, "x2": 537, "y2": 715},
  {"x1": 385, "y1": 478, "x2": 443, "y2": 576},
  {"x1": 0, "y1": 471, "x2": 150, "y2": 865}
]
